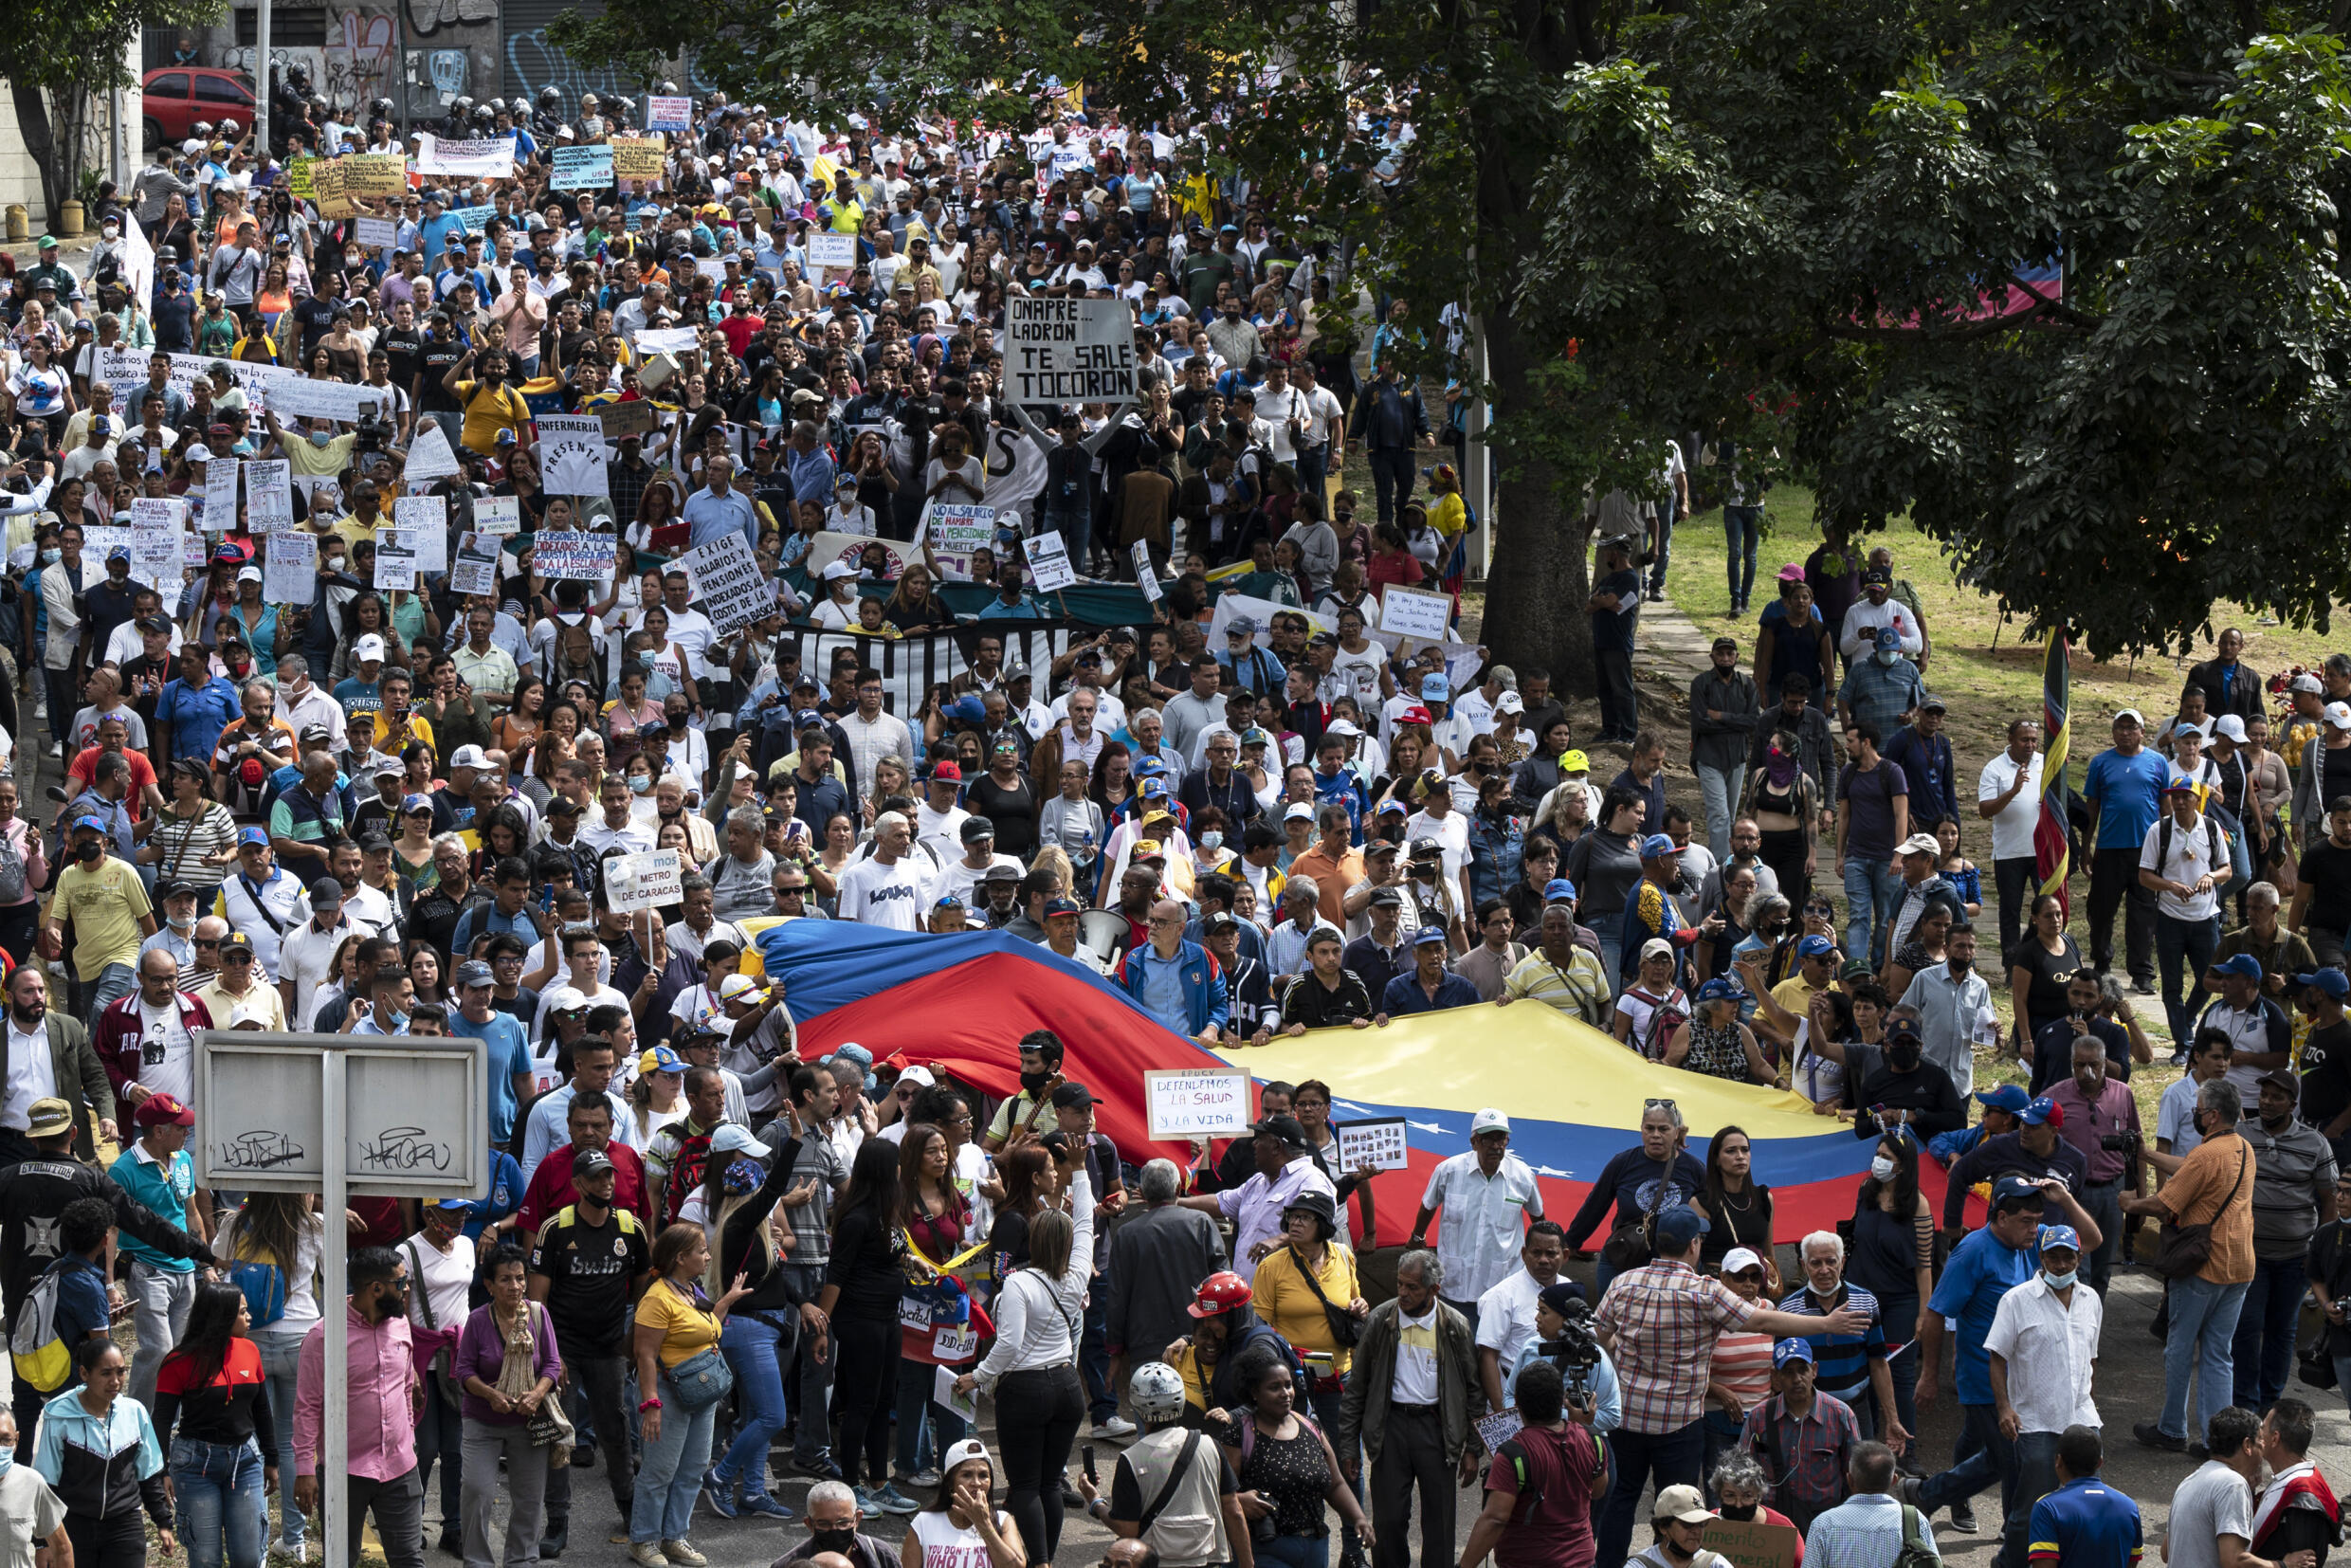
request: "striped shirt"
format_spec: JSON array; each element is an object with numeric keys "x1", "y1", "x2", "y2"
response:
[
  {"x1": 1777, "y1": 1282, "x2": 1886, "y2": 1399},
  {"x1": 1500, "y1": 945, "x2": 1611, "y2": 1024},
  {"x1": 1739, "y1": 1389, "x2": 1862, "y2": 1512},
  {"x1": 1593, "y1": 1258, "x2": 1758, "y2": 1433},
  {"x1": 1712, "y1": 1327, "x2": 1776, "y2": 1411}
]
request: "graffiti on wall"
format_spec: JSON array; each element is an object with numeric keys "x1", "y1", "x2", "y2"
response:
[
  {"x1": 219, "y1": 0, "x2": 495, "y2": 121},
  {"x1": 501, "y1": 40, "x2": 723, "y2": 123}
]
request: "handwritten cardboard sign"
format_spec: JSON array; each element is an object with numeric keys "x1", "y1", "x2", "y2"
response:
[
  {"x1": 1143, "y1": 1069, "x2": 1254, "y2": 1140},
  {"x1": 1378, "y1": 584, "x2": 1454, "y2": 642},
  {"x1": 533, "y1": 530, "x2": 618, "y2": 583},
  {"x1": 604, "y1": 849, "x2": 683, "y2": 914}
]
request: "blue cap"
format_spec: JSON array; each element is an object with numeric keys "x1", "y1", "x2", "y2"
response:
[
  {"x1": 1771, "y1": 1337, "x2": 1816, "y2": 1369},
  {"x1": 106, "y1": 544, "x2": 132, "y2": 562},
  {"x1": 1977, "y1": 1084, "x2": 2032, "y2": 1114},
  {"x1": 236, "y1": 825, "x2": 269, "y2": 846},
  {"x1": 1797, "y1": 933, "x2": 1836, "y2": 958},
  {"x1": 2211, "y1": 952, "x2": 2265, "y2": 981},
  {"x1": 428, "y1": 1195, "x2": 474, "y2": 1211},
  {"x1": 2037, "y1": 1224, "x2": 2083, "y2": 1255},
  {"x1": 1421, "y1": 674, "x2": 1449, "y2": 702},
  {"x1": 2017, "y1": 1096, "x2": 2062, "y2": 1127},
  {"x1": 1873, "y1": 626, "x2": 1900, "y2": 651},
  {"x1": 944, "y1": 693, "x2": 987, "y2": 724},
  {"x1": 645, "y1": 1045, "x2": 686, "y2": 1074},
  {"x1": 1412, "y1": 924, "x2": 1449, "y2": 946},
  {"x1": 1639, "y1": 833, "x2": 1677, "y2": 859},
  {"x1": 793, "y1": 707, "x2": 825, "y2": 728},
  {"x1": 1541, "y1": 878, "x2": 1577, "y2": 904},
  {"x1": 72, "y1": 814, "x2": 107, "y2": 833},
  {"x1": 1991, "y1": 1175, "x2": 2048, "y2": 1205},
  {"x1": 1043, "y1": 896, "x2": 1084, "y2": 918},
  {"x1": 1652, "y1": 1206, "x2": 1709, "y2": 1251},
  {"x1": 401, "y1": 793, "x2": 434, "y2": 815},
  {"x1": 2296, "y1": 968, "x2": 2351, "y2": 1000},
  {"x1": 1695, "y1": 975, "x2": 1746, "y2": 1004},
  {"x1": 1132, "y1": 756, "x2": 1169, "y2": 778},
  {"x1": 1139, "y1": 775, "x2": 1170, "y2": 797}
]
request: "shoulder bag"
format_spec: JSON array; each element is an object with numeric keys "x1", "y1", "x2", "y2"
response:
[
  {"x1": 2156, "y1": 1147, "x2": 2247, "y2": 1281},
  {"x1": 401, "y1": 1239, "x2": 463, "y2": 1409},
  {"x1": 1283, "y1": 1245, "x2": 1362, "y2": 1349}
]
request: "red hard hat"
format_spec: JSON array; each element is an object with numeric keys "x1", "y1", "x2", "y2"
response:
[{"x1": 1187, "y1": 1270, "x2": 1251, "y2": 1318}]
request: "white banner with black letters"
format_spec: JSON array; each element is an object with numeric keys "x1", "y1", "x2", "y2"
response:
[{"x1": 771, "y1": 623, "x2": 1072, "y2": 718}]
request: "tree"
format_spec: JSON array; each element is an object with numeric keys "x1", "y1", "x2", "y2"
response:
[{"x1": 3, "y1": 0, "x2": 223, "y2": 226}]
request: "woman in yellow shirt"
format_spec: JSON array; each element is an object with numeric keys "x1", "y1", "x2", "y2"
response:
[
  {"x1": 630, "y1": 1223, "x2": 751, "y2": 1566},
  {"x1": 1248, "y1": 1191, "x2": 1367, "y2": 1397}
]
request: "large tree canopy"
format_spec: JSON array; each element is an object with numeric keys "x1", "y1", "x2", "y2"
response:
[
  {"x1": 4, "y1": 0, "x2": 222, "y2": 224},
  {"x1": 557, "y1": 0, "x2": 2351, "y2": 670}
]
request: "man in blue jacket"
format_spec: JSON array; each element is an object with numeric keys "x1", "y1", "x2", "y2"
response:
[{"x1": 1119, "y1": 899, "x2": 1230, "y2": 1044}]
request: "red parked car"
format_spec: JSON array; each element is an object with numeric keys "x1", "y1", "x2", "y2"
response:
[{"x1": 141, "y1": 67, "x2": 255, "y2": 148}]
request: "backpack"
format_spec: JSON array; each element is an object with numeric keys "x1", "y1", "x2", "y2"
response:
[
  {"x1": 551, "y1": 615, "x2": 605, "y2": 689},
  {"x1": 2156, "y1": 811, "x2": 2225, "y2": 884},
  {"x1": 1896, "y1": 1503, "x2": 1942, "y2": 1566},
  {"x1": 0, "y1": 821, "x2": 30, "y2": 905},
  {"x1": 10, "y1": 1261, "x2": 73, "y2": 1394},
  {"x1": 228, "y1": 1246, "x2": 288, "y2": 1329}
]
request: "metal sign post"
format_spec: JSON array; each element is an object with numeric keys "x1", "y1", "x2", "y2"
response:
[{"x1": 194, "y1": 1032, "x2": 490, "y2": 1568}]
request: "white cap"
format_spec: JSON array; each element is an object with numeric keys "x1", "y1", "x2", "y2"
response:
[
  {"x1": 228, "y1": 1004, "x2": 270, "y2": 1030},
  {"x1": 2291, "y1": 672, "x2": 2324, "y2": 694},
  {"x1": 353, "y1": 632, "x2": 388, "y2": 662},
  {"x1": 1897, "y1": 832, "x2": 1941, "y2": 857},
  {"x1": 1469, "y1": 1107, "x2": 1509, "y2": 1137},
  {"x1": 1640, "y1": 937, "x2": 1675, "y2": 963},
  {"x1": 898, "y1": 1065, "x2": 937, "y2": 1089},
  {"x1": 2213, "y1": 714, "x2": 2250, "y2": 742},
  {"x1": 941, "y1": 1437, "x2": 991, "y2": 1475},
  {"x1": 820, "y1": 559, "x2": 856, "y2": 580},
  {"x1": 449, "y1": 744, "x2": 492, "y2": 771},
  {"x1": 186, "y1": 444, "x2": 213, "y2": 463},
  {"x1": 1721, "y1": 1247, "x2": 1765, "y2": 1275},
  {"x1": 2113, "y1": 706, "x2": 2144, "y2": 726},
  {"x1": 1326, "y1": 718, "x2": 1361, "y2": 738},
  {"x1": 236, "y1": 565, "x2": 262, "y2": 584},
  {"x1": 2326, "y1": 702, "x2": 2351, "y2": 732}
]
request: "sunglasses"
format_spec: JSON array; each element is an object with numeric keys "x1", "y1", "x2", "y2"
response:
[
  {"x1": 222, "y1": 952, "x2": 254, "y2": 964},
  {"x1": 1644, "y1": 1098, "x2": 1677, "y2": 1114}
]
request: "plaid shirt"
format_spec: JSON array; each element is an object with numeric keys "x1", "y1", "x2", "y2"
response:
[
  {"x1": 1592, "y1": 1258, "x2": 1758, "y2": 1433},
  {"x1": 1739, "y1": 1389, "x2": 1862, "y2": 1510}
]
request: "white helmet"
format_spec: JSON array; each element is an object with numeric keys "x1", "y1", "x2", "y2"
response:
[{"x1": 1128, "y1": 1361, "x2": 1185, "y2": 1423}]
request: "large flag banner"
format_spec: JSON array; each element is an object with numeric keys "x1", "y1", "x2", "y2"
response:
[{"x1": 2037, "y1": 628, "x2": 2071, "y2": 915}]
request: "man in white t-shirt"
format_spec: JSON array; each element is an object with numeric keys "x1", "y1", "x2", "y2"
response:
[
  {"x1": 1471, "y1": 1222, "x2": 1569, "y2": 1413},
  {"x1": 2140, "y1": 780, "x2": 2233, "y2": 1054},
  {"x1": 915, "y1": 765, "x2": 972, "y2": 864},
  {"x1": 1977, "y1": 717, "x2": 2044, "y2": 953},
  {"x1": 656, "y1": 569, "x2": 718, "y2": 677},
  {"x1": 112, "y1": 948, "x2": 205, "y2": 1111},
  {"x1": 276, "y1": 878, "x2": 361, "y2": 1026},
  {"x1": 836, "y1": 813, "x2": 928, "y2": 930}
]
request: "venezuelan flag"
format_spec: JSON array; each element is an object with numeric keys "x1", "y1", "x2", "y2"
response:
[
  {"x1": 751, "y1": 921, "x2": 1901, "y2": 1246},
  {"x1": 2038, "y1": 628, "x2": 2072, "y2": 916}
]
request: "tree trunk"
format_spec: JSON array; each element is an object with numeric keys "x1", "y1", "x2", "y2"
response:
[
  {"x1": 1477, "y1": 315, "x2": 1595, "y2": 688},
  {"x1": 9, "y1": 80, "x2": 67, "y2": 227}
]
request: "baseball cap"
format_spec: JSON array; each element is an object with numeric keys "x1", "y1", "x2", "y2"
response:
[
  {"x1": 716, "y1": 974, "x2": 765, "y2": 1004},
  {"x1": 2038, "y1": 1224, "x2": 2083, "y2": 1254},
  {"x1": 1797, "y1": 933, "x2": 1835, "y2": 958},
  {"x1": 1653, "y1": 1486, "x2": 1714, "y2": 1526},
  {"x1": 134, "y1": 1093, "x2": 195, "y2": 1128},
  {"x1": 1991, "y1": 1175, "x2": 2048, "y2": 1205},
  {"x1": 1412, "y1": 924, "x2": 1449, "y2": 947},
  {"x1": 25, "y1": 1099, "x2": 72, "y2": 1138},
  {"x1": 2017, "y1": 1096, "x2": 2063, "y2": 1127},
  {"x1": 453, "y1": 960, "x2": 494, "y2": 988},
  {"x1": 2213, "y1": 714, "x2": 2250, "y2": 742},
  {"x1": 2113, "y1": 706, "x2": 2145, "y2": 726},
  {"x1": 449, "y1": 745, "x2": 491, "y2": 771},
  {"x1": 1368, "y1": 886, "x2": 1404, "y2": 908},
  {"x1": 1048, "y1": 1081, "x2": 1102, "y2": 1109},
  {"x1": 1542, "y1": 878, "x2": 1577, "y2": 904},
  {"x1": 401, "y1": 793, "x2": 435, "y2": 816},
  {"x1": 428, "y1": 1195, "x2": 474, "y2": 1212},
  {"x1": 1469, "y1": 1108, "x2": 1509, "y2": 1136},
  {"x1": 1638, "y1": 833, "x2": 1677, "y2": 859},
  {"x1": 2211, "y1": 952, "x2": 2266, "y2": 981},
  {"x1": 1977, "y1": 1084, "x2": 2032, "y2": 1114},
  {"x1": 2259, "y1": 1067, "x2": 2303, "y2": 1101},
  {"x1": 1721, "y1": 1248, "x2": 1765, "y2": 1276},
  {"x1": 1253, "y1": 1113, "x2": 1310, "y2": 1149},
  {"x1": 1283, "y1": 801, "x2": 1315, "y2": 822},
  {"x1": 1897, "y1": 832, "x2": 1941, "y2": 857},
  {"x1": 2292, "y1": 671, "x2": 2325, "y2": 694},
  {"x1": 2327, "y1": 702, "x2": 2351, "y2": 732},
  {"x1": 1652, "y1": 1206, "x2": 1709, "y2": 1253},
  {"x1": 1421, "y1": 674, "x2": 1449, "y2": 702},
  {"x1": 638, "y1": 1046, "x2": 686, "y2": 1076},
  {"x1": 941, "y1": 1437, "x2": 992, "y2": 1473},
  {"x1": 1640, "y1": 937, "x2": 1675, "y2": 963},
  {"x1": 237, "y1": 826, "x2": 269, "y2": 847},
  {"x1": 709, "y1": 1124, "x2": 771, "y2": 1158},
  {"x1": 1043, "y1": 896, "x2": 1083, "y2": 918},
  {"x1": 1773, "y1": 1338, "x2": 1817, "y2": 1368},
  {"x1": 1872, "y1": 626, "x2": 1900, "y2": 652},
  {"x1": 572, "y1": 1147, "x2": 615, "y2": 1177},
  {"x1": 353, "y1": 633, "x2": 388, "y2": 662},
  {"x1": 307, "y1": 876, "x2": 343, "y2": 903},
  {"x1": 1558, "y1": 750, "x2": 1591, "y2": 774},
  {"x1": 2295, "y1": 968, "x2": 2351, "y2": 1000}
]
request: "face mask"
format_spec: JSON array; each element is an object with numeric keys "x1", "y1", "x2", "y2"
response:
[
  {"x1": 809, "y1": 1531, "x2": 857, "y2": 1555},
  {"x1": 1874, "y1": 648, "x2": 1898, "y2": 666},
  {"x1": 2043, "y1": 1267, "x2": 2078, "y2": 1290},
  {"x1": 629, "y1": 775, "x2": 653, "y2": 794},
  {"x1": 1716, "y1": 1503, "x2": 1756, "y2": 1523},
  {"x1": 74, "y1": 841, "x2": 102, "y2": 864},
  {"x1": 1885, "y1": 1041, "x2": 1920, "y2": 1071},
  {"x1": 1199, "y1": 830, "x2": 1224, "y2": 852},
  {"x1": 309, "y1": 429, "x2": 332, "y2": 447},
  {"x1": 39, "y1": 549, "x2": 58, "y2": 565},
  {"x1": 1018, "y1": 1069, "x2": 1051, "y2": 1095},
  {"x1": 667, "y1": 713, "x2": 687, "y2": 732},
  {"x1": 1869, "y1": 1156, "x2": 1897, "y2": 1181},
  {"x1": 383, "y1": 1009, "x2": 409, "y2": 1031},
  {"x1": 168, "y1": 912, "x2": 195, "y2": 931},
  {"x1": 325, "y1": 556, "x2": 347, "y2": 573}
]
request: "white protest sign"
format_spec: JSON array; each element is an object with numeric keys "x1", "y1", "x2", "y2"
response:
[
  {"x1": 550, "y1": 144, "x2": 614, "y2": 191},
  {"x1": 645, "y1": 96, "x2": 692, "y2": 133},
  {"x1": 355, "y1": 217, "x2": 397, "y2": 253},
  {"x1": 374, "y1": 546, "x2": 417, "y2": 592},
  {"x1": 412, "y1": 135, "x2": 516, "y2": 180},
  {"x1": 676, "y1": 533, "x2": 773, "y2": 635},
  {"x1": 264, "y1": 376, "x2": 383, "y2": 425},
  {"x1": 119, "y1": 213, "x2": 155, "y2": 321},
  {"x1": 202, "y1": 455, "x2": 240, "y2": 529},
  {"x1": 1143, "y1": 1069, "x2": 1255, "y2": 1140},
  {"x1": 1005, "y1": 296, "x2": 1138, "y2": 408},
  {"x1": 181, "y1": 531, "x2": 208, "y2": 570},
  {"x1": 538, "y1": 414, "x2": 610, "y2": 498},
  {"x1": 449, "y1": 533, "x2": 500, "y2": 597},
  {"x1": 392, "y1": 497, "x2": 448, "y2": 572},
  {"x1": 1134, "y1": 542, "x2": 1163, "y2": 602},
  {"x1": 131, "y1": 497, "x2": 186, "y2": 532},
  {"x1": 1336, "y1": 1118, "x2": 1411, "y2": 1172},
  {"x1": 472, "y1": 496, "x2": 520, "y2": 537},
  {"x1": 533, "y1": 531, "x2": 619, "y2": 582},
  {"x1": 264, "y1": 531, "x2": 317, "y2": 605},
  {"x1": 921, "y1": 501, "x2": 994, "y2": 579},
  {"x1": 808, "y1": 232, "x2": 857, "y2": 275},
  {"x1": 604, "y1": 849, "x2": 683, "y2": 914},
  {"x1": 1378, "y1": 585, "x2": 1454, "y2": 641},
  {"x1": 403, "y1": 423, "x2": 462, "y2": 483},
  {"x1": 1022, "y1": 530, "x2": 1078, "y2": 593},
  {"x1": 244, "y1": 460, "x2": 294, "y2": 533},
  {"x1": 94, "y1": 347, "x2": 295, "y2": 414},
  {"x1": 632, "y1": 327, "x2": 700, "y2": 356}
]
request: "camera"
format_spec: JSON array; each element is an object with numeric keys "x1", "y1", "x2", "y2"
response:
[
  {"x1": 1537, "y1": 1300, "x2": 1603, "y2": 1378},
  {"x1": 2099, "y1": 1130, "x2": 2140, "y2": 1152},
  {"x1": 353, "y1": 414, "x2": 394, "y2": 454}
]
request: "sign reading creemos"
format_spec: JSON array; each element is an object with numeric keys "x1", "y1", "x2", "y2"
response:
[
  {"x1": 1143, "y1": 1069, "x2": 1257, "y2": 1140},
  {"x1": 1005, "y1": 296, "x2": 1138, "y2": 409}
]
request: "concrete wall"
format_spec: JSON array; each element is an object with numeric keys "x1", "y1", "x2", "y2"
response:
[{"x1": 1, "y1": 44, "x2": 144, "y2": 228}]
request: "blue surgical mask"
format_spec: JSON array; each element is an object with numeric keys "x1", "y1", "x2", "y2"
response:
[
  {"x1": 1874, "y1": 648, "x2": 1898, "y2": 667},
  {"x1": 2043, "y1": 1267, "x2": 2077, "y2": 1290},
  {"x1": 383, "y1": 1009, "x2": 409, "y2": 1031},
  {"x1": 309, "y1": 428, "x2": 332, "y2": 447},
  {"x1": 629, "y1": 775, "x2": 654, "y2": 794},
  {"x1": 1199, "y1": 831, "x2": 1224, "y2": 852},
  {"x1": 39, "y1": 549, "x2": 59, "y2": 565},
  {"x1": 0, "y1": 1448, "x2": 15, "y2": 1475}
]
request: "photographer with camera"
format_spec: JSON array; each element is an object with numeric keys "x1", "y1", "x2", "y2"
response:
[
  {"x1": 1501, "y1": 1282, "x2": 1618, "y2": 1434},
  {"x1": 2045, "y1": 1033, "x2": 2144, "y2": 1295}
]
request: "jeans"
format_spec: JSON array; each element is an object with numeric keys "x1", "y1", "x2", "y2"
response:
[
  {"x1": 2078, "y1": 1181, "x2": 2124, "y2": 1296},
  {"x1": 42, "y1": 665, "x2": 76, "y2": 753},
  {"x1": 1595, "y1": 648, "x2": 1636, "y2": 742},
  {"x1": 1695, "y1": 763, "x2": 1745, "y2": 864},
  {"x1": 128, "y1": 1261, "x2": 197, "y2": 1407},
  {"x1": 414, "y1": 1377, "x2": 464, "y2": 1535},
  {"x1": 2156, "y1": 913, "x2": 2220, "y2": 1056},
  {"x1": 713, "y1": 1313, "x2": 791, "y2": 1502},
  {"x1": 1081, "y1": 1291, "x2": 1116, "y2": 1424},
  {"x1": 1259, "y1": 1536, "x2": 1328, "y2": 1568},
  {"x1": 1295, "y1": 446, "x2": 1330, "y2": 513},
  {"x1": 1595, "y1": 1418, "x2": 1704, "y2": 1568},
  {"x1": 460, "y1": 1420, "x2": 549, "y2": 1568},
  {"x1": 1917, "y1": 1403, "x2": 2014, "y2": 1558},
  {"x1": 1722, "y1": 505, "x2": 1762, "y2": 605},
  {"x1": 629, "y1": 1376, "x2": 717, "y2": 1544},
  {"x1": 1843, "y1": 857, "x2": 1903, "y2": 967},
  {"x1": 255, "y1": 1327, "x2": 308, "y2": 1550},
  {"x1": 1366, "y1": 448, "x2": 1416, "y2": 524},
  {"x1": 172, "y1": 1435, "x2": 266, "y2": 1568},
  {"x1": 993, "y1": 1364, "x2": 1084, "y2": 1564},
  {"x1": 2000, "y1": 1429, "x2": 2064, "y2": 1568},
  {"x1": 1994, "y1": 856, "x2": 2038, "y2": 958},
  {"x1": 895, "y1": 1354, "x2": 968, "y2": 1479},
  {"x1": 346, "y1": 1466, "x2": 426, "y2": 1568},
  {"x1": 544, "y1": 1353, "x2": 633, "y2": 1529},
  {"x1": 2088, "y1": 846, "x2": 2158, "y2": 984},
  {"x1": 1648, "y1": 511, "x2": 1674, "y2": 592},
  {"x1": 2160, "y1": 1272, "x2": 2251, "y2": 1444},
  {"x1": 1701, "y1": 1410, "x2": 1742, "y2": 1504},
  {"x1": 776, "y1": 1264, "x2": 834, "y2": 1465},
  {"x1": 1368, "y1": 1405, "x2": 1456, "y2": 1568},
  {"x1": 74, "y1": 961, "x2": 136, "y2": 1034},
  {"x1": 2233, "y1": 1254, "x2": 2306, "y2": 1410},
  {"x1": 1045, "y1": 510, "x2": 1091, "y2": 576}
]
